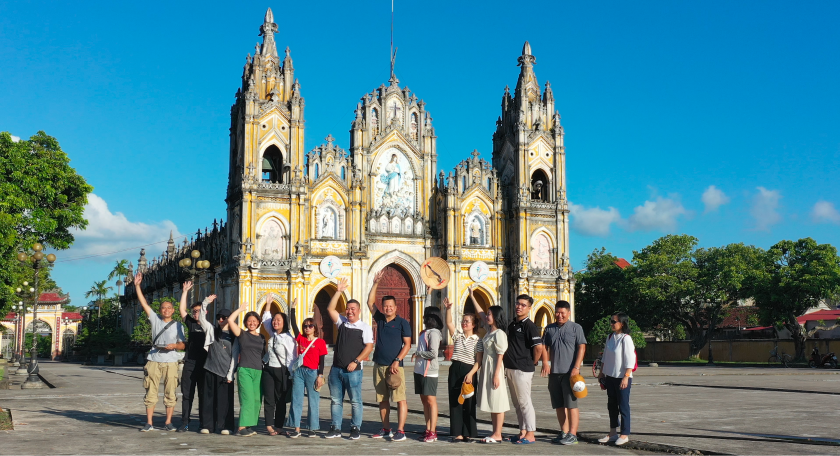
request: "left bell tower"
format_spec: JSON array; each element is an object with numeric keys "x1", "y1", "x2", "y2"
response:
[{"x1": 224, "y1": 8, "x2": 307, "y2": 311}]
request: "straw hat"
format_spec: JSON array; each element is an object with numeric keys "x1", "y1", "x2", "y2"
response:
[{"x1": 421, "y1": 257, "x2": 450, "y2": 289}]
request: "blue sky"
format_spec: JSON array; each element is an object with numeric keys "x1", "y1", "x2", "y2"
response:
[{"x1": 2, "y1": 1, "x2": 839, "y2": 305}]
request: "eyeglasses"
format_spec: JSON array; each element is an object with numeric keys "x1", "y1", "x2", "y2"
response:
[
  {"x1": 610, "y1": 319, "x2": 620, "y2": 324},
  {"x1": 303, "y1": 324, "x2": 315, "y2": 329},
  {"x1": 514, "y1": 303, "x2": 529, "y2": 307}
]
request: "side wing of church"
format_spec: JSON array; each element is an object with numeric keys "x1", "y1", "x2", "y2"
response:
[{"x1": 124, "y1": 9, "x2": 574, "y2": 342}]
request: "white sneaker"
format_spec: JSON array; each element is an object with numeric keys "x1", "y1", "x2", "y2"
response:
[
  {"x1": 615, "y1": 436, "x2": 630, "y2": 446},
  {"x1": 200, "y1": 429, "x2": 210, "y2": 434},
  {"x1": 598, "y1": 434, "x2": 618, "y2": 443},
  {"x1": 220, "y1": 430, "x2": 231, "y2": 435}
]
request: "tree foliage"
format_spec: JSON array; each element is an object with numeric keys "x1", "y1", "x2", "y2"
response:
[
  {"x1": 574, "y1": 248, "x2": 628, "y2": 334},
  {"x1": 752, "y1": 238, "x2": 840, "y2": 360},
  {"x1": 588, "y1": 315, "x2": 647, "y2": 349},
  {"x1": 0, "y1": 131, "x2": 93, "y2": 316}
]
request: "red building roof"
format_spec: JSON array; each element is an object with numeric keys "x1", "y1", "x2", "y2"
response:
[
  {"x1": 38, "y1": 292, "x2": 68, "y2": 303},
  {"x1": 614, "y1": 258, "x2": 631, "y2": 269},
  {"x1": 797, "y1": 309, "x2": 840, "y2": 324},
  {"x1": 62, "y1": 312, "x2": 83, "y2": 320}
]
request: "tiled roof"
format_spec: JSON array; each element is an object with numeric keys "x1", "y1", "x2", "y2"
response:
[
  {"x1": 797, "y1": 309, "x2": 840, "y2": 324},
  {"x1": 614, "y1": 258, "x2": 631, "y2": 269},
  {"x1": 62, "y1": 312, "x2": 83, "y2": 320},
  {"x1": 38, "y1": 292, "x2": 68, "y2": 303}
]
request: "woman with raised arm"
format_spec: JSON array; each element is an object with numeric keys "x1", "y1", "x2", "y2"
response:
[
  {"x1": 285, "y1": 298, "x2": 328, "y2": 438},
  {"x1": 443, "y1": 288, "x2": 483, "y2": 442},
  {"x1": 227, "y1": 304, "x2": 265, "y2": 437},
  {"x1": 260, "y1": 306, "x2": 296, "y2": 436},
  {"x1": 197, "y1": 296, "x2": 236, "y2": 435},
  {"x1": 476, "y1": 305, "x2": 510, "y2": 444}
]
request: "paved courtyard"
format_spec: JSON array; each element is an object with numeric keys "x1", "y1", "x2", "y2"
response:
[{"x1": 1, "y1": 360, "x2": 839, "y2": 455}]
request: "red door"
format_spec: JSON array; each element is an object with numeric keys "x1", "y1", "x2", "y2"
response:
[{"x1": 373, "y1": 265, "x2": 414, "y2": 341}]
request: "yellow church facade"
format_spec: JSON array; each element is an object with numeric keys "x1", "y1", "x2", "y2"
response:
[{"x1": 124, "y1": 9, "x2": 573, "y2": 343}]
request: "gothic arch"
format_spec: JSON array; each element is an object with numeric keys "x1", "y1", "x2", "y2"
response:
[
  {"x1": 532, "y1": 301, "x2": 554, "y2": 334},
  {"x1": 457, "y1": 282, "x2": 498, "y2": 312},
  {"x1": 529, "y1": 227, "x2": 556, "y2": 269},
  {"x1": 256, "y1": 291, "x2": 287, "y2": 314},
  {"x1": 255, "y1": 212, "x2": 291, "y2": 260},
  {"x1": 315, "y1": 196, "x2": 345, "y2": 240},
  {"x1": 366, "y1": 251, "x2": 423, "y2": 301}
]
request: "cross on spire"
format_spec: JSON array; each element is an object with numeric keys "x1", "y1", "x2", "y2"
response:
[{"x1": 325, "y1": 134, "x2": 335, "y2": 147}]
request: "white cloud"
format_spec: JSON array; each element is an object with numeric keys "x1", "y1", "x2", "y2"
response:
[
  {"x1": 749, "y1": 187, "x2": 782, "y2": 231},
  {"x1": 569, "y1": 203, "x2": 622, "y2": 237},
  {"x1": 626, "y1": 196, "x2": 689, "y2": 232},
  {"x1": 62, "y1": 194, "x2": 182, "y2": 263},
  {"x1": 812, "y1": 200, "x2": 840, "y2": 225},
  {"x1": 701, "y1": 185, "x2": 730, "y2": 213}
]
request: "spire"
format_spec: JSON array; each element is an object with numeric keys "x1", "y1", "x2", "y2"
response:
[
  {"x1": 283, "y1": 46, "x2": 293, "y2": 70},
  {"x1": 259, "y1": 8, "x2": 279, "y2": 57},
  {"x1": 516, "y1": 40, "x2": 539, "y2": 96},
  {"x1": 166, "y1": 231, "x2": 175, "y2": 257}
]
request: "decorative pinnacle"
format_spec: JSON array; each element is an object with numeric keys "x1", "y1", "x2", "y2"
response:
[{"x1": 522, "y1": 41, "x2": 532, "y2": 56}]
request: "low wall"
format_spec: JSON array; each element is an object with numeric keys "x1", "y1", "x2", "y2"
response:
[{"x1": 635, "y1": 339, "x2": 840, "y2": 362}]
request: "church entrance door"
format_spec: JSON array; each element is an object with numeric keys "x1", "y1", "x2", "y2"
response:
[
  {"x1": 314, "y1": 288, "x2": 344, "y2": 344},
  {"x1": 373, "y1": 264, "x2": 415, "y2": 342}
]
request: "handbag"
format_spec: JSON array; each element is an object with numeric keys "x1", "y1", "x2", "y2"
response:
[
  {"x1": 290, "y1": 338, "x2": 317, "y2": 374},
  {"x1": 152, "y1": 321, "x2": 177, "y2": 349}
]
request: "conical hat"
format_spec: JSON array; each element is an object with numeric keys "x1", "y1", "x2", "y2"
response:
[
  {"x1": 421, "y1": 257, "x2": 450, "y2": 289},
  {"x1": 570, "y1": 373, "x2": 588, "y2": 399}
]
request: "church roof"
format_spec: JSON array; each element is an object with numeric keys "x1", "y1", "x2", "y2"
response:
[{"x1": 39, "y1": 292, "x2": 69, "y2": 304}]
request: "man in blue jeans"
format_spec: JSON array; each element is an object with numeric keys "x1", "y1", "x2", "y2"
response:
[{"x1": 325, "y1": 277, "x2": 374, "y2": 440}]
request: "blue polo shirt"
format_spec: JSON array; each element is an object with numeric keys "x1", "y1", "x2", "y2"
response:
[{"x1": 372, "y1": 309, "x2": 412, "y2": 366}]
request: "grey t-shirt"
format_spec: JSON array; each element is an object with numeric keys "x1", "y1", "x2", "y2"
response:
[
  {"x1": 542, "y1": 321, "x2": 587, "y2": 374},
  {"x1": 146, "y1": 314, "x2": 186, "y2": 363}
]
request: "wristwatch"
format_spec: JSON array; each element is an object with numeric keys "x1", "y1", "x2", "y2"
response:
[
  {"x1": 394, "y1": 358, "x2": 401, "y2": 363},
  {"x1": 353, "y1": 358, "x2": 360, "y2": 365}
]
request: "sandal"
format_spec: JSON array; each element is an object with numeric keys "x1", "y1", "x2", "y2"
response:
[
  {"x1": 266, "y1": 428, "x2": 279, "y2": 436},
  {"x1": 482, "y1": 436, "x2": 500, "y2": 444},
  {"x1": 514, "y1": 438, "x2": 535, "y2": 444}
]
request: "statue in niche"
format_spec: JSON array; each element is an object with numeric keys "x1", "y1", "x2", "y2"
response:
[
  {"x1": 470, "y1": 218, "x2": 482, "y2": 245},
  {"x1": 321, "y1": 210, "x2": 335, "y2": 238},
  {"x1": 530, "y1": 233, "x2": 551, "y2": 269},
  {"x1": 381, "y1": 154, "x2": 402, "y2": 197},
  {"x1": 260, "y1": 221, "x2": 283, "y2": 260}
]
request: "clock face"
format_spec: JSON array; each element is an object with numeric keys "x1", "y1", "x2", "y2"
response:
[{"x1": 469, "y1": 261, "x2": 490, "y2": 283}]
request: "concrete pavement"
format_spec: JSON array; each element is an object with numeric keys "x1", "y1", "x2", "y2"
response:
[{"x1": 1, "y1": 361, "x2": 839, "y2": 455}]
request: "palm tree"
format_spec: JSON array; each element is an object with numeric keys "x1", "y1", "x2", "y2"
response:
[
  {"x1": 84, "y1": 280, "x2": 112, "y2": 330},
  {"x1": 108, "y1": 259, "x2": 130, "y2": 297}
]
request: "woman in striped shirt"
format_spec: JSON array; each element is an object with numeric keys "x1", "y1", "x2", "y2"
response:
[{"x1": 443, "y1": 286, "x2": 485, "y2": 442}]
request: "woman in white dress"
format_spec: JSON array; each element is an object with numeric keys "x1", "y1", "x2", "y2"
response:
[{"x1": 476, "y1": 305, "x2": 509, "y2": 443}]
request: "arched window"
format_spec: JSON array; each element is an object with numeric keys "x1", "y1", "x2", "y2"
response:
[
  {"x1": 315, "y1": 163, "x2": 319, "y2": 179},
  {"x1": 462, "y1": 176, "x2": 467, "y2": 191},
  {"x1": 530, "y1": 169, "x2": 550, "y2": 202},
  {"x1": 261, "y1": 145, "x2": 284, "y2": 183},
  {"x1": 487, "y1": 178, "x2": 492, "y2": 191},
  {"x1": 341, "y1": 166, "x2": 346, "y2": 180}
]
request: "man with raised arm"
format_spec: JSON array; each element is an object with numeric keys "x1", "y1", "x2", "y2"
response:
[
  {"x1": 134, "y1": 272, "x2": 186, "y2": 432},
  {"x1": 177, "y1": 281, "x2": 207, "y2": 432},
  {"x1": 367, "y1": 270, "x2": 412, "y2": 441},
  {"x1": 324, "y1": 277, "x2": 374, "y2": 440}
]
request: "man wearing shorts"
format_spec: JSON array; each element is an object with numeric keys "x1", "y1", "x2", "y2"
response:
[
  {"x1": 541, "y1": 300, "x2": 587, "y2": 445},
  {"x1": 366, "y1": 270, "x2": 412, "y2": 441}
]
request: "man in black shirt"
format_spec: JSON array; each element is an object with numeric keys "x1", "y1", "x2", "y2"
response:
[
  {"x1": 503, "y1": 294, "x2": 545, "y2": 444},
  {"x1": 178, "y1": 281, "x2": 207, "y2": 433}
]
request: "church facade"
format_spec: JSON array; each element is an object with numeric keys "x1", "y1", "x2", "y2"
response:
[{"x1": 123, "y1": 9, "x2": 573, "y2": 343}]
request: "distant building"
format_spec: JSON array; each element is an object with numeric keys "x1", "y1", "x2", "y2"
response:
[{"x1": 1, "y1": 290, "x2": 82, "y2": 359}]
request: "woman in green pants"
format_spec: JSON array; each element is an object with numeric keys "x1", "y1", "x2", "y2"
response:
[{"x1": 228, "y1": 305, "x2": 266, "y2": 436}]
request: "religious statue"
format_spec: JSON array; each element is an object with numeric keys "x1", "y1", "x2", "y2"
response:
[
  {"x1": 321, "y1": 211, "x2": 334, "y2": 238},
  {"x1": 380, "y1": 154, "x2": 402, "y2": 197},
  {"x1": 469, "y1": 218, "x2": 481, "y2": 245}
]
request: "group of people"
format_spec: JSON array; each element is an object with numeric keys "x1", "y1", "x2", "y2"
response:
[{"x1": 133, "y1": 271, "x2": 636, "y2": 445}]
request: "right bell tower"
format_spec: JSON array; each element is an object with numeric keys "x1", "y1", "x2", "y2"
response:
[{"x1": 492, "y1": 41, "x2": 574, "y2": 315}]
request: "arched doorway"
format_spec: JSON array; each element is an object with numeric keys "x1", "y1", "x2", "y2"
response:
[
  {"x1": 314, "y1": 286, "x2": 345, "y2": 344},
  {"x1": 534, "y1": 304, "x2": 554, "y2": 336},
  {"x1": 62, "y1": 329, "x2": 76, "y2": 357},
  {"x1": 372, "y1": 264, "x2": 415, "y2": 341},
  {"x1": 464, "y1": 287, "x2": 492, "y2": 338},
  {"x1": 258, "y1": 301, "x2": 284, "y2": 341}
]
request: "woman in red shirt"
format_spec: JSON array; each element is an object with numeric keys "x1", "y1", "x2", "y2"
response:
[{"x1": 285, "y1": 298, "x2": 329, "y2": 438}]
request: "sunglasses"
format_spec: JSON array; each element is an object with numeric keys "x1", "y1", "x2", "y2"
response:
[
  {"x1": 610, "y1": 319, "x2": 620, "y2": 324},
  {"x1": 303, "y1": 324, "x2": 315, "y2": 329}
]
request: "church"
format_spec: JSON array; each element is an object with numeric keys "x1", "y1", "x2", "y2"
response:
[{"x1": 123, "y1": 8, "x2": 574, "y2": 343}]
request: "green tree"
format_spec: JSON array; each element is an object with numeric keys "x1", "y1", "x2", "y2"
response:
[
  {"x1": 588, "y1": 315, "x2": 647, "y2": 349},
  {"x1": 629, "y1": 234, "x2": 701, "y2": 353},
  {"x1": 574, "y1": 248, "x2": 629, "y2": 334},
  {"x1": 0, "y1": 131, "x2": 93, "y2": 316},
  {"x1": 692, "y1": 243, "x2": 765, "y2": 360},
  {"x1": 752, "y1": 238, "x2": 840, "y2": 360},
  {"x1": 84, "y1": 280, "x2": 112, "y2": 325},
  {"x1": 107, "y1": 259, "x2": 130, "y2": 297}
]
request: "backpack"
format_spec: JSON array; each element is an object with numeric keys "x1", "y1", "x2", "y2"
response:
[{"x1": 608, "y1": 333, "x2": 638, "y2": 372}]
